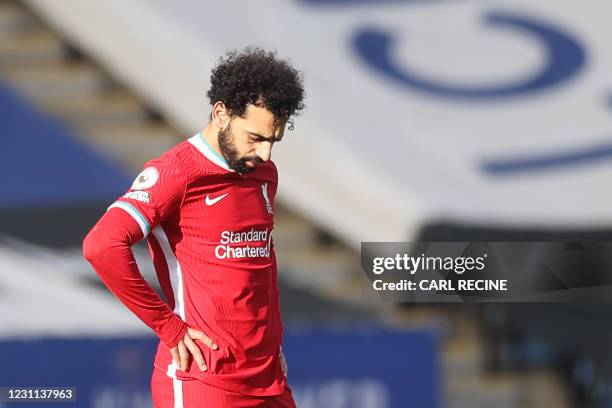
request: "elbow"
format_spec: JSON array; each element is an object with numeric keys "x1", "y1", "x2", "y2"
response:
[
  {"x1": 82, "y1": 227, "x2": 108, "y2": 264},
  {"x1": 83, "y1": 210, "x2": 138, "y2": 266}
]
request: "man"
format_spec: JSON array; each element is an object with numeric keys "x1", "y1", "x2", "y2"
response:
[{"x1": 83, "y1": 47, "x2": 305, "y2": 407}]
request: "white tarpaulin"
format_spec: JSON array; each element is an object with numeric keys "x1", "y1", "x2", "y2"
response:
[
  {"x1": 24, "y1": 0, "x2": 612, "y2": 247},
  {"x1": 0, "y1": 236, "x2": 150, "y2": 336}
]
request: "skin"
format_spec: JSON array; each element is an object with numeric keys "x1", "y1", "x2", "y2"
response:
[
  {"x1": 169, "y1": 101, "x2": 287, "y2": 373},
  {"x1": 170, "y1": 327, "x2": 217, "y2": 372},
  {"x1": 203, "y1": 101, "x2": 286, "y2": 170}
]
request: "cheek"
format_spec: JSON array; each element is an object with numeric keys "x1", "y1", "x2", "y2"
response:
[{"x1": 234, "y1": 141, "x2": 254, "y2": 156}]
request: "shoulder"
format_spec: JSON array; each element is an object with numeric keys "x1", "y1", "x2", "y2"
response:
[
  {"x1": 145, "y1": 146, "x2": 187, "y2": 180},
  {"x1": 130, "y1": 142, "x2": 191, "y2": 194},
  {"x1": 150, "y1": 139, "x2": 215, "y2": 181},
  {"x1": 161, "y1": 140, "x2": 194, "y2": 167}
]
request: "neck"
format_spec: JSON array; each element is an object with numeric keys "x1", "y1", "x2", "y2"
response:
[{"x1": 201, "y1": 122, "x2": 223, "y2": 158}]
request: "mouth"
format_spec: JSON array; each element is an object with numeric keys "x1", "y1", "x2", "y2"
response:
[{"x1": 245, "y1": 158, "x2": 263, "y2": 167}]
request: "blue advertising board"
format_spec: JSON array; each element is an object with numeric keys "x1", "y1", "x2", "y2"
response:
[
  {"x1": 0, "y1": 327, "x2": 439, "y2": 408},
  {"x1": 284, "y1": 326, "x2": 440, "y2": 408}
]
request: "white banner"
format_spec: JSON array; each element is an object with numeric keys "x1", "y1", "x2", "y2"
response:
[{"x1": 25, "y1": 0, "x2": 612, "y2": 246}]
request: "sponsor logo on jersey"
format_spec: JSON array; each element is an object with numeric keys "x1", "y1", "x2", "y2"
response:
[
  {"x1": 205, "y1": 193, "x2": 229, "y2": 206},
  {"x1": 123, "y1": 190, "x2": 151, "y2": 203},
  {"x1": 131, "y1": 167, "x2": 159, "y2": 190},
  {"x1": 262, "y1": 183, "x2": 273, "y2": 214},
  {"x1": 215, "y1": 228, "x2": 272, "y2": 260}
]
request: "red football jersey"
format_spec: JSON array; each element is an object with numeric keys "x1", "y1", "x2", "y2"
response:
[{"x1": 109, "y1": 133, "x2": 285, "y2": 396}]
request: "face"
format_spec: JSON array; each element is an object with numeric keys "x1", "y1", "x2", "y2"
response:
[{"x1": 218, "y1": 104, "x2": 285, "y2": 174}]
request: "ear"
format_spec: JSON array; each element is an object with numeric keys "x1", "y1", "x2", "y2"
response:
[{"x1": 211, "y1": 101, "x2": 230, "y2": 129}]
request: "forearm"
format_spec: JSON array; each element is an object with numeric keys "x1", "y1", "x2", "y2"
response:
[{"x1": 83, "y1": 209, "x2": 187, "y2": 347}]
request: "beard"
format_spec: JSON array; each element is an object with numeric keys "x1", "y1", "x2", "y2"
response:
[{"x1": 218, "y1": 122, "x2": 263, "y2": 174}]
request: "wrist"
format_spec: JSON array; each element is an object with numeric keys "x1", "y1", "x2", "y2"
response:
[{"x1": 159, "y1": 315, "x2": 188, "y2": 348}]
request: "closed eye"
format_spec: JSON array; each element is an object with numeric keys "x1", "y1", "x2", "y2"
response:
[{"x1": 248, "y1": 132, "x2": 282, "y2": 143}]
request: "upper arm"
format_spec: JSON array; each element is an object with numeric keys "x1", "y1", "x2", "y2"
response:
[{"x1": 109, "y1": 155, "x2": 187, "y2": 238}]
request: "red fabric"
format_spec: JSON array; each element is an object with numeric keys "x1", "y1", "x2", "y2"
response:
[
  {"x1": 84, "y1": 135, "x2": 286, "y2": 396},
  {"x1": 151, "y1": 368, "x2": 296, "y2": 408},
  {"x1": 83, "y1": 208, "x2": 188, "y2": 348}
]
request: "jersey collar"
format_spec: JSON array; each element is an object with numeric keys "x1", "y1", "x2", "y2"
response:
[{"x1": 188, "y1": 133, "x2": 234, "y2": 172}]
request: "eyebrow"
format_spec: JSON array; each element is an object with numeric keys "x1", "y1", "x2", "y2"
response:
[{"x1": 247, "y1": 131, "x2": 283, "y2": 142}]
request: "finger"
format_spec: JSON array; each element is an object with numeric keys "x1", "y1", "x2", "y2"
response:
[
  {"x1": 188, "y1": 329, "x2": 218, "y2": 350},
  {"x1": 170, "y1": 348, "x2": 181, "y2": 368},
  {"x1": 281, "y1": 353, "x2": 288, "y2": 376},
  {"x1": 185, "y1": 336, "x2": 207, "y2": 371},
  {"x1": 178, "y1": 341, "x2": 189, "y2": 371}
]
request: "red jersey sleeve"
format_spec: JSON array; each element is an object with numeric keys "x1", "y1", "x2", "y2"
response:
[
  {"x1": 109, "y1": 155, "x2": 187, "y2": 236},
  {"x1": 83, "y1": 154, "x2": 188, "y2": 348}
]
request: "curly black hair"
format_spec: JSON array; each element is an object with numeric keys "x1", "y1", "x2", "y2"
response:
[{"x1": 207, "y1": 47, "x2": 305, "y2": 125}]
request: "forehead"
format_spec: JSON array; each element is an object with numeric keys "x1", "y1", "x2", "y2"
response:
[{"x1": 237, "y1": 105, "x2": 285, "y2": 136}]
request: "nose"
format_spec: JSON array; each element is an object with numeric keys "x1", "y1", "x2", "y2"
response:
[{"x1": 255, "y1": 142, "x2": 272, "y2": 162}]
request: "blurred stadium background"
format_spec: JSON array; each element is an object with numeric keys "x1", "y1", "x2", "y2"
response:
[{"x1": 1, "y1": 0, "x2": 611, "y2": 407}]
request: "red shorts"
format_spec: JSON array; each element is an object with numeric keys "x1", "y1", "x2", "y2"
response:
[{"x1": 151, "y1": 368, "x2": 297, "y2": 408}]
